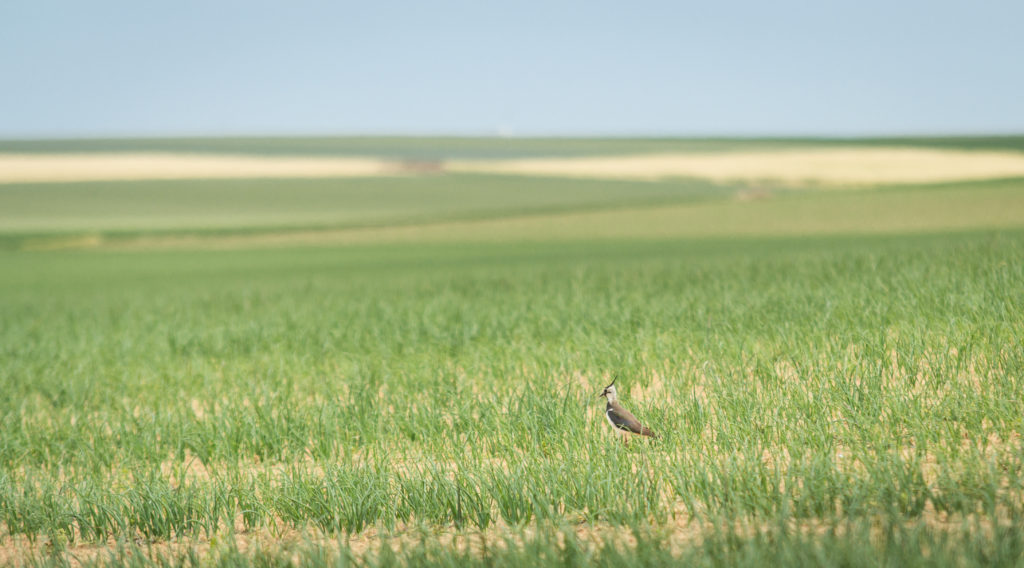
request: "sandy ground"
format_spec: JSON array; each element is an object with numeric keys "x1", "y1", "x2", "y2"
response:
[
  {"x1": 0, "y1": 153, "x2": 398, "y2": 184},
  {"x1": 1, "y1": 506, "x2": 1012, "y2": 567},
  {"x1": 448, "y1": 147, "x2": 1024, "y2": 186}
]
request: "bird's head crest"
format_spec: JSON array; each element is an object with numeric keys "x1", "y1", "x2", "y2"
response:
[{"x1": 599, "y1": 376, "x2": 618, "y2": 398}]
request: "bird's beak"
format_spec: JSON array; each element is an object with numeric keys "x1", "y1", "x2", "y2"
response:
[{"x1": 598, "y1": 390, "x2": 606, "y2": 398}]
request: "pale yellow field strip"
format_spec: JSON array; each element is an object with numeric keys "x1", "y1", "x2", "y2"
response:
[
  {"x1": 448, "y1": 147, "x2": 1024, "y2": 186},
  {"x1": 6, "y1": 147, "x2": 1024, "y2": 186},
  {"x1": 0, "y1": 153, "x2": 398, "y2": 184}
]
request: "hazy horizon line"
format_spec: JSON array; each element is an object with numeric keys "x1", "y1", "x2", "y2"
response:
[{"x1": 3, "y1": 129, "x2": 1024, "y2": 143}]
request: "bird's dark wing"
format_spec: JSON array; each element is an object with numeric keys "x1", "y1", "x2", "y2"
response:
[{"x1": 607, "y1": 401, "x2": 657, "y2": 437}]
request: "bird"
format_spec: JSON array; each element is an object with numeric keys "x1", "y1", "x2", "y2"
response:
[{"x1": 599, "y1": 377, "x2": 658, "y2": 443}]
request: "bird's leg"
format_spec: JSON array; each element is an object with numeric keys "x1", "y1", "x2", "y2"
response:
[{"x1": 622, "y1": 432, "x2": 630, "y2": 446}]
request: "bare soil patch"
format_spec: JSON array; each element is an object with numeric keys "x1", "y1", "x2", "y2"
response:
[{"x1": 3, "y1": 509, "x2": 1014, "y2": 567}]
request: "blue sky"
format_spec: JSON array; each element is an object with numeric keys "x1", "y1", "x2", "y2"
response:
[{"x1": 2, "y1": 0, "x2": 1022, "y2": 138}]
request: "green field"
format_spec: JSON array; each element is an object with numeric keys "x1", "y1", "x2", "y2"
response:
[
  {"x1": 2, "y1": 137, "x2": 1024, "y2": 567},
  {"x1": 0, "y1": 175, "x2": 731, "y2": 237}
]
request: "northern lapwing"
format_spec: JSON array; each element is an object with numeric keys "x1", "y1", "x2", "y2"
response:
[{"x1": 599, "y1": 377, "x2": 658, "y2": 443}]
